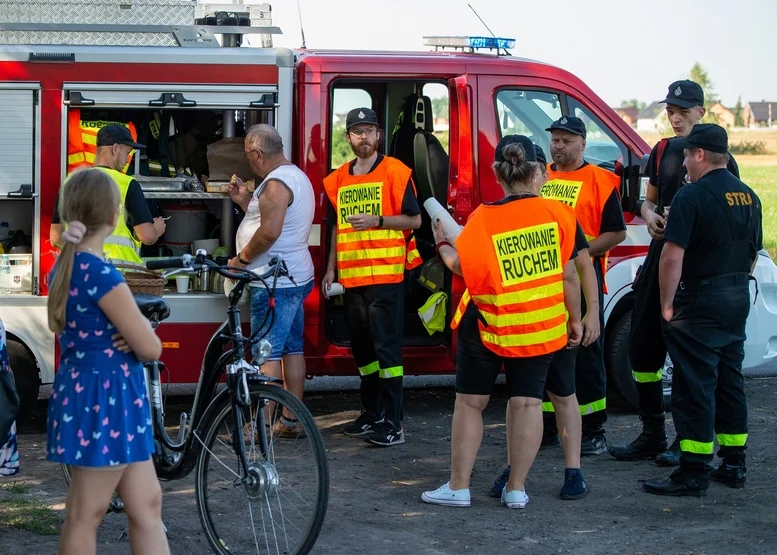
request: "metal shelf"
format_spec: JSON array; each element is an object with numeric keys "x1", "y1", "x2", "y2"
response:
[{"x1": 143, "y1": 191, "x2": 228, "y2": 200}]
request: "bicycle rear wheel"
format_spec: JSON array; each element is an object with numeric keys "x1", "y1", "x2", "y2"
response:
[{"x1": 195, "y1": 382, "x2": 329, "y2": 555}]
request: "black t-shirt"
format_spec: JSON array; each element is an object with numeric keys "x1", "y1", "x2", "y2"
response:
[
  {"x1": 664, "y1": 168, "x2": 763, "y2": 279},
  {"x1": 549, "y1": 161, "x2": 626, "y2": 236},
  {"x1": 51, "y1": 168, "x2": 153, "y2": 228},
  {"x1": 326, "y1": 153, "x2": 421, "y2": 221},
  {"x1": 648, "y1": 138, "x2": 740, "y2": 209}
]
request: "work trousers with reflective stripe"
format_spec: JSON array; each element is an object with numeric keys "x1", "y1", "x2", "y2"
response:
[
  {"x1": 543, "y1": 261, "x2": 607, "y2": 436},
  {"x1": 629, "y1": 239, "x2": 667, "y2": 415},
  {"x1": 663, "y1": 275, "x2": 750, "y2": 473},
  {"x1": 344, "y1": 282, "x2": 405, "y2": 426}
]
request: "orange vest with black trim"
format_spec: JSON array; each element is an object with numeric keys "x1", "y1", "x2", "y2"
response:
[
  {"x1": 67, "y1": 110, "x2": 137, "y2": 174},
  {"x1": 323, "y1": 156, "x2": 419, "y2": 287},
  {"x1": 451, "y1": 197, "x2": 577, "y2": 358},
  {"x1": 542, "y1": 163, "x2": 620, "y2": 293}
]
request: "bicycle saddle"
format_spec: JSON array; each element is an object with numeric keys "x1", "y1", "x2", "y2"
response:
[{"x1": 134, "y1": 294, "x2": 171, "y2": 322}]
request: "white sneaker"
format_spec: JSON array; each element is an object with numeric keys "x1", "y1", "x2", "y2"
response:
[
  {"x1": 501, "y1": 487, "x2": 529, "y2": 509},
  {"x1": 421, "y1": 482, "x2": 471, "y2": 507}
]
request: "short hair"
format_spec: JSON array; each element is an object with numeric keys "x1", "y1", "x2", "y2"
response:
[
  {"x1": 246, "y1": 124, "x2": 284, "y2": 156},
  {"x1": 706, "y1": 151, "x2": 729, "y2": 166}
]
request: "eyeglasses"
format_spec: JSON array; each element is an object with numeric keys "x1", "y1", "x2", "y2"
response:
[{"x1": 349, "y1": 128, "x2": 378, "y2": 137}]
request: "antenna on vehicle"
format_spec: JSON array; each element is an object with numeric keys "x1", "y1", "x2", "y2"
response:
[
  {"x1": 297, "y1": 0, "x2": 307, "y2": 49},
  {"x1": 467, "y1": 3, "x2": 510, "y2": 56}
]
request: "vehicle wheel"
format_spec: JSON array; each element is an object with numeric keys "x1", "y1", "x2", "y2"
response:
[
  {"x1": 605, "y1": 310, "x2": 639, "y2": 411},
  {"x1": 605, "y1": 310, "x2": 672, "y2": 413},
  {"x1": 195, "y1": 382, "x2": 329, "y2": 555},
  {"x1": 8, "y1": 339, "x2": 39, "y2": 423}
]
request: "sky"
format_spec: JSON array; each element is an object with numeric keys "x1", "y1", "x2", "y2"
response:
[{"x1": 256, "y1": 0, "x2": 777, "y2": 108}]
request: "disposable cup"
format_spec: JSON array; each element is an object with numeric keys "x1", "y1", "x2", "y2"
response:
[
  {"x1": 175, "y1": 275, "x2": 190, "y2": 293},
  {"x1": 324, "y1": 282, "x2": 345, "y2": 298}
]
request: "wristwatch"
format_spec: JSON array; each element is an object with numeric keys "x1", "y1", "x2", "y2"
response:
[{"x1": 237, "y1": 251, "x2": 250, "y2": 265}]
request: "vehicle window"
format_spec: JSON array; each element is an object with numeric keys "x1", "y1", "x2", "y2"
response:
[
  {"x1": 495, "y1": 89, "x2": 562, "y2": 160},
  {"x1": 568, "y1": 98, "x2": 627, "y2": 172},
  {"x1": 423, "y1": 83, "x2": 449, "y2": 153},
  {"x1": 330, "y1": 88, "x2": 372, "y2": 168}
]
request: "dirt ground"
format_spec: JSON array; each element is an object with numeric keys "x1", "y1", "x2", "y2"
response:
[{"x1": 2, "y1": 378, "x2": 777, "y2": 555}]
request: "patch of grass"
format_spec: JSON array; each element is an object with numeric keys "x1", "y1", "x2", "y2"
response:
[
  {"x1": 0, "y1": 482, "x2": 59, "y2": 536},
  {"x1": 730, "y1": 140, "x2": 768, "y2": 155},
  {"x1": 739, "y1": 164, "x2": 777, "y2": 260}
]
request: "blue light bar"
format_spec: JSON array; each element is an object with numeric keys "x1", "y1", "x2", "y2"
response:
[{"x1": 468, "y1": 36, "x2": 515, "y2": 50}]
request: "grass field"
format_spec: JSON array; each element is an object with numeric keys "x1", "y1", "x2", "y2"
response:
[{"x1": 637, "y1": 130, "x2": 777, "y2": 260}]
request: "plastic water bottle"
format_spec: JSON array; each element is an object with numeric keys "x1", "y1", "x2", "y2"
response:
[{"x1": 0, "y1": 254, "x2": 11, "y2": 294}]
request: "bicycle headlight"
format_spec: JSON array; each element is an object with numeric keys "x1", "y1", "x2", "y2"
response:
[{"x1": 255, "y1": 339, "x2": 273, "y2": 364}]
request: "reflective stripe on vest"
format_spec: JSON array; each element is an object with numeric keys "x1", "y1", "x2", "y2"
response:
[
  {"x1": 323, "y1": 156, "x2": 414, "y2": 288},
  {"x1": 542, "y1": 163, "x2": 621, "y2": 294},
  {"x1": 67, "y1": 110, "x2": 137, "y2": 175},
  {"x1": 455, "y1": 197, "x2": 577, "y2": 358}
]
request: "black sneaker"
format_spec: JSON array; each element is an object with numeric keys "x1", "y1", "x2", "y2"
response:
[
  {"x1": 489, "y1": 466, "x2": 510, "y2": 497},
  {"x1": 364, "y1": 422, "x2": 405, "y2": 447},
  {"x1": 711, "y1": 459, "x2": 746, "y2": 489},
  {"x1": 581, "y1": 433, "x2": 607, "y2": 456},
  {"x1": 655, "y1": 436, "x2": 681, "y2": 467},
  {"x1": 559, "y1": 468, "x2": 588, "y2": 500},
  {"x1": 343, "y1": 412, "x2": 384, "y2": 437}
]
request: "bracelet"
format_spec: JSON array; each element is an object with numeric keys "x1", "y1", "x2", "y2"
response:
[
  {"x1": 378, "y1": 216, "x2": 384, "y2": 228},
  {"x1": 435, "y1": 241, "x2": 453, "y2": 255}
]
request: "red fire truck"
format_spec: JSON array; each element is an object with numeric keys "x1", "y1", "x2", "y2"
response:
[{"x1": 1, "y1": 3, "x2": 776, "y2": 421}]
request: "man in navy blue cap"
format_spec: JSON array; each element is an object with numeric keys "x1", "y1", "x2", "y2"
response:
[
  {"x1": 610, "y1": 80, "x2": 740, "y2": 466},
  {"x1": 642, "y1": 123, "x2": 761, "y2": 496}
]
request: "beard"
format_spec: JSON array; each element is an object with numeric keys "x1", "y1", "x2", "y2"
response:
[
  {"x1": 350, "y1": 139, "x2": 377, "y2": 159},
  {"x1": 551, "y1": 150, "x2": 578, "y2": 168}
]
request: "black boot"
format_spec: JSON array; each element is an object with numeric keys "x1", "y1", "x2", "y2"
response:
[
  {"x1": 608, "y1": 413, "x2": 667, "y2": 461},
  {"x1": 711, "y1": 456, "x2": 746, "y2": 488},
  {"x1": 655, "y1": 435, "x2": 681, "y2": 467},
  {"x1": 643, "y1": 468, "x2": 709, "y2": 497}
]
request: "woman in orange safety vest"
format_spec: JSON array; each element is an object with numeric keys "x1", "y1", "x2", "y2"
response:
[{"x1": 421, "y1": 135, "x2": 583, "y2": 511}]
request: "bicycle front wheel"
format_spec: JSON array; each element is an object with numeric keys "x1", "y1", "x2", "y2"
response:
[{"x1": 195, "y1": 382, "x2": 329, "y2": 555}]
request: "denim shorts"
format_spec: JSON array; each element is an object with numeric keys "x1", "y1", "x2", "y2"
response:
[{"x1": 250, "y1": 280, "x2": 313, "y2": 361}]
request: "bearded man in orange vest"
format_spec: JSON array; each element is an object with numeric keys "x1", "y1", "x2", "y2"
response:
[
  {"x1": 540, "y1": 116, "x2": 626, "y2": 455},
  {"x1": 323, "y1": 108, "x2": 422, "y2": 447}
]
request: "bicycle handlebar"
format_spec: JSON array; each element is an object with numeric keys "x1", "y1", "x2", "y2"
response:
[{"x1": 145, "y1": 253, "x2": 294, "y2": 285}]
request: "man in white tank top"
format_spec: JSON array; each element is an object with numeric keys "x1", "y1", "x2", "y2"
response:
[{"x1": 229, "y1": 124, "x2": 314, "y2": 438}]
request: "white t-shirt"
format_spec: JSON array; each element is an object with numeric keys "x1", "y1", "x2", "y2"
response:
[{"x1": 235, "y1": 164, "x2": 314, "y2": 288}]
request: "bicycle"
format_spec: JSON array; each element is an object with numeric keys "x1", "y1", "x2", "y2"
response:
[{"x1": 62, "y1": 252, "x2": 330, "y2": 555}]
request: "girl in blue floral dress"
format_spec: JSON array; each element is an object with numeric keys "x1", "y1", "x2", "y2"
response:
[
  {"x1": 0, "y1": 320, "x2": 20, "y2": 476},
  {"x1": 46, "y1": 168, "x2": 169, "y2": 555}
]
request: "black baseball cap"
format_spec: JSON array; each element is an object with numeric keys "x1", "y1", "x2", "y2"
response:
[
  {"x1": 346, "y1": 107, "x2": 380, "y2": 130},
  {"x1": 96, "y1": 124, "x2": 145, "y2": 149},
  {"x1": 495, "y1": 134, "x2": 537, "y2": 163},
  {"x1": 661, "y1": 79, "x2": 704, "y2": 109},
  {"x1": 534, "y1": 144, "x2": 547, "y2": 166},
  {"x1": 546, "y1": 116, "x2": 586, "y2": 138},
  {"x1": 674, "y1": 123, "x2": 728, "y2": 154}
]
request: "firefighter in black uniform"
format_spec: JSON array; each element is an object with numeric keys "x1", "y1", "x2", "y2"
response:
[
  {"x1": 643, "y1": 124, "x2": 762, "y2": 496},
  {"x1": 610, "y1": 81, "x2": 740, "y2": 466}
]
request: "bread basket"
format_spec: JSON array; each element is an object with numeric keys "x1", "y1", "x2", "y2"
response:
[{"x1": 114, "y1": 263, "x2": 166, "y2": 296}]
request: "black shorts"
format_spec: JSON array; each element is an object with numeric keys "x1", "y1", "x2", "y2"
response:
[
  {"x1": 455, "y1": 305, "x2": 554, "y2": 399},
  {"x1": 546, "y1": 346, "x2": 576, "y2": 397}
]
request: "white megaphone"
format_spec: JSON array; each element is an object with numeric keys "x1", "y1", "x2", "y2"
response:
[{"x1": 424, "y1": 198, "x2": 463, "y2": 244}]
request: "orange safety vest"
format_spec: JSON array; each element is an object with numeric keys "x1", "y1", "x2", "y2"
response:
[
  {"x1": 451, "y1": 197, "x2": 577, "y2": 358},
  {"x1": 67, "y1": 110, "x2": 137, "y2": 175},
  {"x1": 542, "y1": 163, "x2": 621, "y2": 293},
  {"x1": 323, "y1": 156, "x2": 420, "y2": 287}
]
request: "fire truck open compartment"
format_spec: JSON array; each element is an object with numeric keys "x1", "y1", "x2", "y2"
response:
[{"x1": 64, "y1": 84, "x2": 279, "y2": 271}]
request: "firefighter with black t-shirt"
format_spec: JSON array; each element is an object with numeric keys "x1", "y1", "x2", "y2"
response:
[
  {"x1": 609, "y1": 81, "x2": 740, "y2": 465},
  {"x1": 539, "y1": 116, "x2": 626, "y2": 456}
]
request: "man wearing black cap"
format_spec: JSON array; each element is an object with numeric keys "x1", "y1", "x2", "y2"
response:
[
  {"x1": 322, "y1": 107, "x2": 421, "y2": 446},
  {"x1": 541, "y1": 116, "x2": 626, "y2": 456},
  {"x1": 50, "y1": 124, "x2": 166, "y2": 263},
  {"x1": 610, "y1": 80, "x2": 740, "y2": 465},
  {"x1": 643, "y1": 124, "x2": 761, "y2": 496}
]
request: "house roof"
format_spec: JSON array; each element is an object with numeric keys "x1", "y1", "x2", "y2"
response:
[
  {"x1": 747, "y1": 102, "x2": 777, "y2": 122},
  {"x1": 637, "y1": 101, "x2": 664, "y2": 120},
  {"x1": 615, "y1": 107, "x2": 639, "y2": 120}
]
